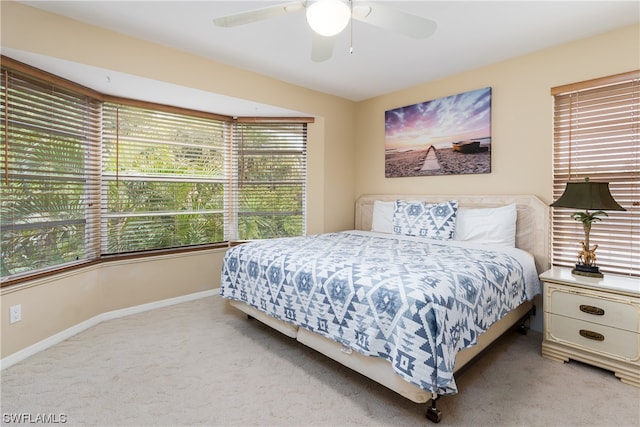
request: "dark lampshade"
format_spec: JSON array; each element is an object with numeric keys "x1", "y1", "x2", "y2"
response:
[{"x1": 550, "y1": 179, "x2": 626, "y2": 211}]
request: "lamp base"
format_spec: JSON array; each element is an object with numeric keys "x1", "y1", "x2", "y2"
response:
[{"x1": 572, "y1": 263, "x2": 603, "y2": 278}]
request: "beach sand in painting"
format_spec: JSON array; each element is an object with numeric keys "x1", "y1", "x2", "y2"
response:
[{"x1": 385, "y1": 146, "x2": 491, "y2": 177}]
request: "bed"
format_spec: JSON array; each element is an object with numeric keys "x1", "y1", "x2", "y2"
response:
[{"x1": 219, "y1": 194, "x2": 549, "y2": 422}]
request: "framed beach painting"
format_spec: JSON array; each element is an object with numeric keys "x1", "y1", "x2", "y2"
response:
[{"x1": 384, "y1": 87, "x2": 492, "y2": 177}]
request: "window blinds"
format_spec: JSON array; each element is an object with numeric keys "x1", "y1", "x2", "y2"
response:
[
  {"x1": 233, "y1": 121, "x2": 307, "y2": 240},
  {"x1": 552, "y1": 71, "x2": 639, "y2": 276},
  {"x1": 1, "y1": 57, "x2": 312, "y2": 285},
  {"x1": 1, "y1": 67, "x2": 102, "y2": 279},
  {"x1": 101, "y1": 103, "x2": 231, "y2": 254}
]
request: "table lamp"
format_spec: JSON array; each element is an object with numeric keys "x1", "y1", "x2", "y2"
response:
[{"x1": 550, "y1": 177, "x2": 626, "y2": 278}]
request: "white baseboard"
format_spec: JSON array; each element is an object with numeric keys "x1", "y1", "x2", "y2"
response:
[{"x1": 1, "y1": 288, "x2": 219, "y2": 371}]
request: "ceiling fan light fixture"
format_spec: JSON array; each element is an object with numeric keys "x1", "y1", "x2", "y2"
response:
[{"x1": 306, "y1": 0, "x2": 351, "y2": 37}]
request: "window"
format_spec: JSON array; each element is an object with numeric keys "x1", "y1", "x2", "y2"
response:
[
  {"x1": 1, "y1": 66, "x2": 101, "y2": 278},
  {"x1": 101, "y1": 103, "x2": 231, "y2": 254},
  {"x1": 234, "y1": 120, "x2": 307, "y2": 240},
  {"x1": 551, "y1": 70, "x2": 639, "y2": 277},
  {"x1": 0, "y1": 58, "x2": 311, "y2": 285}
]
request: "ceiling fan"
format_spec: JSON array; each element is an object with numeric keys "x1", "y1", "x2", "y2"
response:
[{"x1": 213, "y1": 0, "x2": 437, "y2": 62}]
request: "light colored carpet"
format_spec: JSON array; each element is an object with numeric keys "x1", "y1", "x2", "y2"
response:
[{"x1": 1, "y1": 295, "x2": 638, "y2": 427}]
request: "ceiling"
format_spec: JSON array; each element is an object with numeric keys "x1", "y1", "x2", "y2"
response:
[{"x1": 8, "y1": 1, "x2": 640, "y2": 116}]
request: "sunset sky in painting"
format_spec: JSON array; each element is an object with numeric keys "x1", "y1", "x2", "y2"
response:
[{"x1": 385, "y1": 87, "x2": 491, "y2": 151}]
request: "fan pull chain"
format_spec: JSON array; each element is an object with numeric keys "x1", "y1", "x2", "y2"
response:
[{"x1": 349, "y1": 0, "x2": 354, "y2": 54}]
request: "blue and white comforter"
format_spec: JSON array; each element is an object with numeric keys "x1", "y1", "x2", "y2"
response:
[{"x1": 220, "y1": 230, "x2": 540, "y2": 395}]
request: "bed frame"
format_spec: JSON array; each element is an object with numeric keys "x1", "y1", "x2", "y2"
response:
[{"x1": 228, "y1": 194, "x2": 549, "y2": 422}]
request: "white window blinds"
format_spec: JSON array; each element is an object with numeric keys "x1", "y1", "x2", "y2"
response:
[
  {"x1": 1, "y1": 56, "x2": 311, "y2": 285},
  {"x1": 101, "y1": 103, "x2": 231, "y2": 254},
  {"x1": 551, "y1": 71, "x2": 640, "y2": 276},
  {"x1": 1, "y1": 67, "x2": 102, "y2": 279},
  {"x1": 233, "y1": 121, "x2": 307, "y2": 240}
]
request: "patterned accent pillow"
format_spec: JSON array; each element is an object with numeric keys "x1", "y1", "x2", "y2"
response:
[{"x1": 393, "y1": 200, "x2": 458, "y2": 240}]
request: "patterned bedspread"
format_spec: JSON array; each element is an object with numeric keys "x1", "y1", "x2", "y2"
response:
[{"x1": 220, "y1": 230, "x2": 540, "y2": 395}]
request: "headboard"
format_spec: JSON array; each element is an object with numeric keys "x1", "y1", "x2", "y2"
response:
[{"x1": 355, "y1": 194, "x2": 550, "y2": 274}]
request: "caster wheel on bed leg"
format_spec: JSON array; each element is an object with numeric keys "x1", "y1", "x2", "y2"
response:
[{"x1": 426, "y1": 406, "x2": 442, "y2": 423}]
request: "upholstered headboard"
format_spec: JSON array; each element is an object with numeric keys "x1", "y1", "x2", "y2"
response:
[{"x1": 355, "y1": 194, "x2": 550, "y2": 273}]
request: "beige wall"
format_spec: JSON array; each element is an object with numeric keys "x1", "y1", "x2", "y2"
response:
[
  {"x1": 354, "y1": 24, "x2": 640, "y2": 206},
  {"x1": 1, "y1": 250, "x2": 223, "y2": 357},
  {"x1": 1, "y1": 1, "x2": 638, "y2": 360}
]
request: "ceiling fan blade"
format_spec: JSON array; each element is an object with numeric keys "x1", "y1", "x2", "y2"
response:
[
  {"x1": 352, "y1": 2, "x2": 437, "y2": 39},
  {"x1": 213, "y1": 1, "x2": 305, "y2": 27},
  {"x1": 311, "y1": 33, "x2": 334, "y2": 62}
]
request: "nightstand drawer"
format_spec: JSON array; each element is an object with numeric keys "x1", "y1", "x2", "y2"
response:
[
  {"x1": 547, "y1": 313, "x2": 640, "y2": 362},
  {"x1": 547, "y1": 286, "x2": 639, "y2": 332}
]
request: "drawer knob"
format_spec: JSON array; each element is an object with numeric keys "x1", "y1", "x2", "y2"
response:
[
  {"x1": 579, "y1": 304, "x2": 605, "y2": 316},
  {"x1": 579, "y1": 329, "x2": 605, "y2": 341}
]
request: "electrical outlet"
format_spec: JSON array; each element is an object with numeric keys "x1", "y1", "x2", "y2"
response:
[{"x1": 9, "y1": 304, "x2": 21, "y2": 324}]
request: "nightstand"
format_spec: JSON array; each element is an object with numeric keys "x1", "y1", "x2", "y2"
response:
[{"x1": 540, "y1": 266, "x2": 640, "y2": 387}]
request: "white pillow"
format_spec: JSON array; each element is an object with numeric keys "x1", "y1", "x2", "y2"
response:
[
  {"x1": 371, "y1": 201, "x2": 395, "y2": 233},
  {"x1": 454, "y1": 204, "x2": 517, "y2": 247}
]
